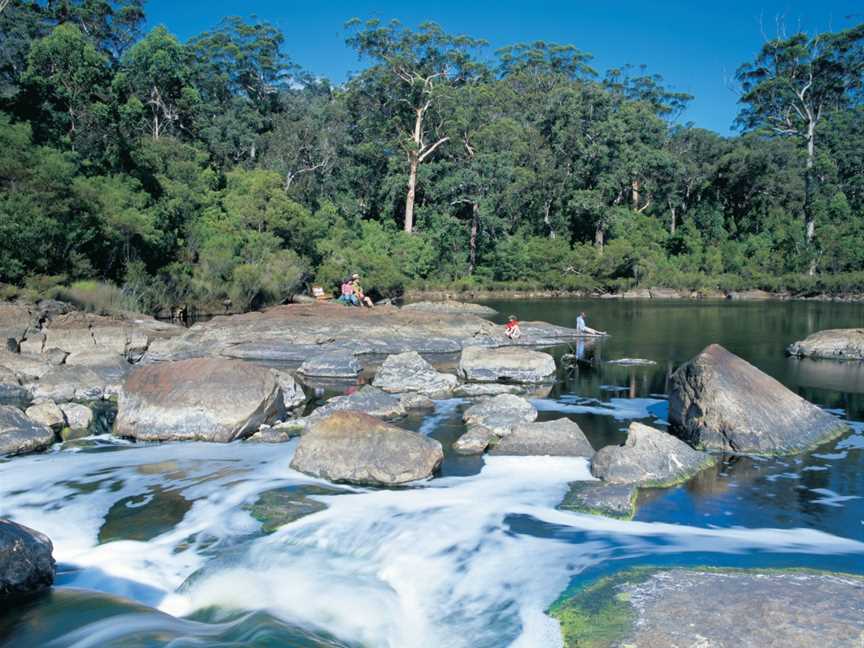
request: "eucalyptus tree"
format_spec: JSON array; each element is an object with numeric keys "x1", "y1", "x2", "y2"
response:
[
  {"x1": 44, "y1": 0, "x2": 145, "y2": 62},
  {"x1": 345, "y1": 19, "x2": 486, "y2": 232},
  {"x1": 736, "y1": 25, "x2": 864, "y2": 271}
]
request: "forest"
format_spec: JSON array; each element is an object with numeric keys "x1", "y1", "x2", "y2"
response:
[{"x1": 1, "y1": 1, "x2": 864, "y2": 312}]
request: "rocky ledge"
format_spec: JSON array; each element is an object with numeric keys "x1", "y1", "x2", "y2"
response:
[
  {"x1": 0, "y1": 520, "x2": 55, "y2": 600},
  {"x1": 787, "y1": 328, "x2": 864, "y2": 361}
]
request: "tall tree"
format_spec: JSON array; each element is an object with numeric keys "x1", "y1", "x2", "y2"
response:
[
  {"x1": 345, "y1": 19, "x2": 485, "y2": 232},
  {"x1": 736, "y1": 25, "x2": 864, "y2": 272}
]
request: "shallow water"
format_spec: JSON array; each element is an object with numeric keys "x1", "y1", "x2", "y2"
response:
[{"x1": 2, "y1": 299, "x2": 864, "y2": 647}]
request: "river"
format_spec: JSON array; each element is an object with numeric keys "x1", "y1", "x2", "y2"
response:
[{"x1": 1, "y1": 298, "x2": 863, "y2": 647}]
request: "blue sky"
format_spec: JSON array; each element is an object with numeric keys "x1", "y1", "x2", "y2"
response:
[{"x1": 145, "y1": 0, "x2": 863, "y2": 134}]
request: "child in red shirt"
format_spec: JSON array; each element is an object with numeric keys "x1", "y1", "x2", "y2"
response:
[{"x1": 504, "y1": 315, "x2": 522, "y2": 339}]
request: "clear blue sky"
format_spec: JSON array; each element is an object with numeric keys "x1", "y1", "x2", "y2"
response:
[{"x1": 145, "y1": 0, "x2": 862, "y2": 134}]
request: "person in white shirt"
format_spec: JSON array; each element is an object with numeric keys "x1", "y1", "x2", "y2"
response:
[{"x1": 576, "y1": 311, "x2": 606, "y2": 336}]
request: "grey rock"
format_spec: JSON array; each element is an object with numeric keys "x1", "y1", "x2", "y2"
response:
[
  {"x1": 591, "y1": 421, "x2": 714, "y2": 486},
  {"x1": 271, "y1": 369, "x2": 306, "y2": 410},
  {"x1": 0, "y1": 520, "x2": 55, "y2": 599},
  {"x1": 0, "y1": 367, "x2": 31, "y2": 409},
  {"x1": 246, "y1": 485, "x2": 342, "y2": 532},
  {"x1": 453, "y1": 383, "x2": 525, "y2": 397},
  {"x1": 648, "y1": 287, "x2": 684, "y2": 299},
  {"x1": 462, "y1": 394, "x2": 538, "y2": 436},
  {"x1": 372, "y1": 351, "x2": 458, "y2": 396},
  {"x1": 399, "y1": 392, "x2": 435, "y2": 410},
  {"x1": 28, "y1": 366, "x2": 109, "y2": 402},
  {"x1": 115, "y1": 358, "x2": 282, "y2": 442},
  {"x1": 290, "y1": 411, "x2": 444, "y2": 485},
  {"x1": 0, "y1": 406, "x2": 55, "y2": 456},
  {"x1": 489, "y1": 418, "x2": 594, "y2": 457},
  {"x1": 452, "y1": 426, "x2": 497, "y2": 455},
  {"x1": 787, "y1": 328, "x2": 864, "y2": 361},
  {"x1": 59, "y1": 402, "x2": 93, "y2": 431},
  {"x1": 25, "y1": 400, "x2": 66, "y2": 431},
  {"x1": 311, "y1": 386, "x2": 406, "y2": 420},
  {"x1": 669, "y1": 344, "x2": 847, "y2": 454},
  {"x1": 246, "y1": 426, "x2": 300, "y2": 443},
  {"x1": 0, "y1": 351, "x2": 53, "y2": 381},
  {"x1": 297, "y1": 350, "x2": 362, "y2": 378},
  {"x1": 458, "y1": 346, "x2": 556, "y2": 383},
  {"x1": 559, "y1": 481, "x2": 637, "y2": 519},
  {"x1": 401, "y1": 301, "x2": 498, "y2": 317},
  {"x1": 221, "y1": 342, "x2": 329, "y2": 363}
]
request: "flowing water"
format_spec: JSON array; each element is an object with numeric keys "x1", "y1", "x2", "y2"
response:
[{"x1": 2, "y1": 299, "x2": 864, "y2": 647}]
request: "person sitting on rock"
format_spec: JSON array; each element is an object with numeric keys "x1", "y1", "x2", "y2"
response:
[
  {"x1": 337, "y1": 277, "x2": 356, "y2": 305},
  {"x1": 576, "y1": 311, "x2": 606, "y2": 336},
  {"x1": 504, "y1": 315, "x2": 522, "y2": 339},
  {"x1": 351, "y1": 273, "x2": 374, "y2": 308}
]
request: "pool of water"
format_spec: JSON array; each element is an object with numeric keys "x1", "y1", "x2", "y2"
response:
[{"x1": 1, "y1": 298, "x2": 863, "y2": 647}]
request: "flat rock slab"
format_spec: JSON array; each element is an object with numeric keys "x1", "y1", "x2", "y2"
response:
[
  {"x1": 309, "y1": 386, "x2": 406, "y2": 421},
  {"x1": 462, "y1": 394, "x2": 538, "y2": 436},
  {"x1": 591, "y1": 421, "x2": 714, "y2": 486},
  {"x1": 0, "y1": 520, "x2": 55, "y2": 599},
  {"x1": 290, "y1": 411, "x2": 443, "y2": 485},
  {"x1": 297, "y1": 350, "x2": 362, "y2": 378},
  {"x1": 0, "y1": 351, "x2": 54, "y2": 381},
  {"x1": 489, "y1": 418, "x2": 594, "y2": 457},
  {"x1": 372, "y1": 351, "x2": 457, "y2": 396},
  {"x1": 0, "y1": 405, "x2": 55, "y2": 456},
  {"x1": 787, "y1": 328, "x2": 864, "y2": 361},
  {"x1": 0, "y1": 378, "x2": 31, "y2": 409},
  {"x1": 27, "y1": 365, "x2": 115, "y2": 403},
  {"x1": 559, "y1": 481, "x2": 637, "y2": 519},
  {"x1": 459, "y1": 346, "x2": 556, "y2": 383},
  {"x1": 401, "y1": 301, "x2": 498, "y2": 317},
  {"x1": 669, "y1": 343, "x2": 847, "y2": 454},
  {"x1": 115, "y1": 358, "x2": 282, "y2": 442}
]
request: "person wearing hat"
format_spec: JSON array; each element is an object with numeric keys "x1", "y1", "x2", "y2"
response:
[
  {"x1": 504, "y1": 314, "x2": 522, "y2": 339},
  {"x1": 351, "y1": 273, "x2": 374, "y2": 308}
]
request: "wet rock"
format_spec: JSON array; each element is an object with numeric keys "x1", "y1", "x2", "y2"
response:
[
  {"x1": 453, "y1": 383, "x2": 525, "y2": 397},
  {"x1": 271, "y1": 369, "x2": 306, "y2": 410},
  {"x1": 669, "y1": 344, "x2": 847, "y2": 454},
  {"x1": 290, "y1": 411, "x2": 444, "y2": 485},
  {"x1": 489, "y1": 418, "x2": 594, "y2": 457},
  {"x1": 0, "y1": 520, "x2": 55, "y2": 599},
  {"x1": 98, "y1": 487, "x2": 191, "y2": 543},
  {"x1": 59, "y1": 403, "x2": 93, "y2": 437},
  {"x1": 372, "y1": 351, "x2": 458, "y2": 397},
  {"x1": 246, "y1": 425, "x2": 299, "y2": 443},
  {"x1": 452, "y1": 425, "x2": 497, "y2": 455},
  {"x1": 310, "y1": 386, "x2": 406, "y2": 420},
  {"x1": 115, "y1": 358, "x2": 282, "y2": 442},
  {"x1": 0, "y1": 406, "x2": 55, "y2": 456},
  {"x1": 246, "y1": 485, "x2": 343, "y2": 532},
  {"x1": 25, "y1": 400, "x2": 65, "y2": 431},
  {"x1": 458, "y1": 346, "x2": 556, "y2": 383},
  {"x1": 462, "y1": 394, "x2": 538, "y2": 436},
  {"x1": 787, "y1": 328, "x2": 864, "y2": 361},
  {"x1": 591, "y1": 422, "x2": 714, "y2": 486},
  {"x1": 297, "y1": 350, "x2": 362, "y2": 378},
  {"x1": 559, "y1": 481, "x2": 637, "y2": 519},
  {"x1": 401, "y1": 301, "x2": 498, "y2": 317}
]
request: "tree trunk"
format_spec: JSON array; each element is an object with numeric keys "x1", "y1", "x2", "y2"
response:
[
  {"x1": 805, "y1": 121, "x2": 816, "y2": 275},
  {"x1": 544, "y1": 200, "x2": 555, "y2": 239},
  {"x1": 594, "y1": 223, "x2": 605, "y2": 252},
  {"x1": 670, "y1": 205, "x2": 677, "y2": 235},
  {"x1": 468, "y1": 202, "x2": 479, "y2": 274},
  {"x1": 404, "y1": 153, "x2": 418, "y2": 233},
  {"x1": 631, "y1": 179, "x2": 640, "y2": 211}
]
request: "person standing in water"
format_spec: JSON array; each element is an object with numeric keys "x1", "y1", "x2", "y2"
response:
[{"x1": 576, "y1": 311, "x2": 606, "y2": 335}]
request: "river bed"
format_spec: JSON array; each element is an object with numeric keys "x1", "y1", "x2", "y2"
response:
[{"x1": 2, "y1": 299, "x2": 863, "y2": 647}]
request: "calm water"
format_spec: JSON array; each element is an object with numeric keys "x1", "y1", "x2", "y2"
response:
[{"x1": 1, "y1": 299, "x2": 863, "y2": 647}]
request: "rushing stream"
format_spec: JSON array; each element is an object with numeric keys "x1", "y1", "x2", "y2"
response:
[{"x1": 2, "y1": 299, "x2": 864, "y2": 647}]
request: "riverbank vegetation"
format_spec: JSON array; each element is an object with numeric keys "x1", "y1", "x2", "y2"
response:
[{"x1": 1, "y1": 2, "x2": 863, "y2": 311}]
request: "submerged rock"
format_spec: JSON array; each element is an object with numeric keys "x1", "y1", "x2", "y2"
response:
[
  {"x1": 0, "y1": 406, "x2": 55, "y2": 456},
  {"x1": 372, "y1": 351, "x2": 458, "y2": 397},
  {"x1": 591, "y1": 422, "x2": 714, "y2": 486},
  {"x1": 115, "y1": 358, "x2": 282, "y2": 442},
  {"x1": 458, "y1": 346, "x2": 556, "y2": 383},
  {"x1": 489, "y1": 418, "x2": 594, "y2": 457},
  {"x1": 0, "y1": 520, "x2": 55, "y2": 599},
  {"x1": 669, "y1": 343, "x2": 847, "y2": 454},
  {"x1": 551, "y1": 568, "x2": 864, "y2": 648},
  {"x1": 310, "y1": 386, "x2": 406, "y2": 420},
  {"x1": 246, "y1": 485, "x2": 344, "y2": 532},
  {"x1": 297, "y1": 350, "x2": 362, "y2": 378},
  {"x1": 559, "y1": 481, "x2": 637, "y2": 519},
  {"x1": 787, "y1": 328, "x2": 864, "y2": 361},
  {"x1": 290, "y1": 411, "x2": 444, "y2": 485}
]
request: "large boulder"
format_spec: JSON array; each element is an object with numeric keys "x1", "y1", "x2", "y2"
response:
[
  {"x1": 297, "y1": 350, "x2": 362, "y2": 378},
  {"x1": 115, "y1": 358, "x2": 282, "y2": 442},
  {"x1": 669, "y1": 344, "x2": 847, "y2": 454},
  {"x1": 591, "y1": 422, "x2": 714, "y2": 486},
  {"x1": 458, "y1": 346, "x2": 556, "y2": 383},
  {"x1": 0, "y1": 302, "x2": 38, "y2": 351},
  {"x1": 0, "y1": 520, "x2": 55, "y2": 599},
  {"x1": 310, "y1": 385, "x2": 406, "y2": 421},
  {"x1": 27, "y1": 365, "x2": 112, "y2": 402},
  {"x1": 290, "y1": 411, "x2": 443, "y2": 485},
  {"x1": 0, "y1": 351, "x2": 53, "y2": 381},
  {"x1": 0, "y1": 406, "x2": 55, "y2": 456},
  {"x1": 372, "y1": 351, "x2": 458, "y2": 397},
  {"x1": 59, "y1": 403, "x2": 94, "y2": 436},
  {"x1": 25, "y1": 400, "x2": 65, "y2": 431},
  {"x1": 489, "y1": 418, "x2": 594, "y2": 457},
  {"x1": 787, "y1": 329, "x2": 864, "y2": 361},
  {"x1": 454, "y1": 394, "x2": 538, "y2": 455}
]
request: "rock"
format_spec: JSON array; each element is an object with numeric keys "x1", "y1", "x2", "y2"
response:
[
  {"x1": 621, "y1": 288, "x2": 651, "y2": 299},
  {"x1": 115, "y1": 358, "x2": 282, "y2": 442},
  {"x1": 64, "y1": 350, "x2": 128, "y2": 368},
  {"x1": 648, "y1": 287, "x2": 683, "y2": 299},
  {"x1": 399, "y1": 392, "x2": 435, "y2": 410},
  {"x1": 401, "y1": 301, "x2": 498, "y2": 317},
  {"x1": 271, "y1": 369, "x2": 306, "y2": 410},
  {"x1": 372, "y1": 351, "x2": 458, "y2": 396},
  {"x1": 462, "y1": 394, "x2": 538, "y2": 436},
  {"x1": 669, "y1": 344, "x2": 847, "y2": 454},
  {"x1": 489, "y1": 418, "x2": 594, "y2": 457},
  {"x1": 605, "y1": 358, "x2": 656, "y2": 366},
  {"x1": 246, "y1": 485, "x2": 342, "y2": 532},
  {"x1": 25, "y1": 400, "x2": 65, "y2": 431},
  {"x1": 787, "y1": 328, "x2": 864, "y2": 361},
  {"x1": 0, "y1": 351, "x2": 53, "y2": 381},
  {"x1": 0, "y1": 520, "x2": 55, "y2": 599},
  {"x1": 591, "y1": 422, "x2": 714, "y2": 486},
  {"x1": 28, "y1": 365, "x2": 110, "y2": 402},
  {"x1": 728, "y1": 289, "x2": 773, "y2": 300},
  {"x1": 0, "y1": 406, "x2": 55, "y2": 456},
  {"x1": 297, "y1": 350, "x2": 362, "y2": 378},
  {"x1": 310, "y1": 386, "x2": 406, "y2": 420},
  {"x1": 559, "y1": 482, "x2": 637, "y2": 519},
  {"x1": 552, "y1": 568, "x2": 864, "y2": 648},
  {"x1": 290, "y1": 411, "x2": 444, "y2": 485},
  {"x1": 0, "y1": 302, "x2": 38, "y2": 351},
  {"x1": 0, "y1": 367, "x2": 30, "y2": 409},
  {"x1": 59, "y1": 403, "x2": 94, "y2": 432},
  {"x1": 291, "y1": 294, "x2": 317, "y2": 304},
  {"x1": 458, "y1": 346, "x2": 556, "y2": 383},
  {"x1": 246, "y1": 426, "x2": 300, "y2": 443},
  {"x1": 452, "y1": 425, "x2": 497, "y2": 455},
  {"x1": 453, "y1": 383, "x2": 525, "y2": 397}
]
